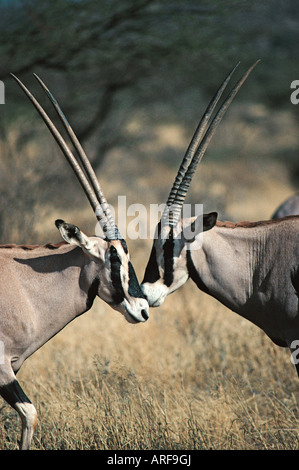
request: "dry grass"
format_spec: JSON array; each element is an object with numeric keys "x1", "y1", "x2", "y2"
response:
[
  {"x1": 2, "y1": 289, "x2": 298, "y2": 450},
  {"x1": 0, "y1": 100, "x2": 299, "y2": 450}
]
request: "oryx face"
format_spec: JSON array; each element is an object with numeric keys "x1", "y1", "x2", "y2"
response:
[
  {"x1": 141, "y1": 213, "x2": 217, "y2": 307},
  {"x1": 141, "y1": 223, "x2": 187, "y2": 307},
  {"x1": 56, "y1": 220, "x2": 149, "y2": 324},
  {"x1": 103, "y1": 239, "x2": 149, "y2": 324}
]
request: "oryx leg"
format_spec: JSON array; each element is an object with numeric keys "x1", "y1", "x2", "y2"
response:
[{"x1": 0, "y1": 364, "x2": 37, "y2": 450}]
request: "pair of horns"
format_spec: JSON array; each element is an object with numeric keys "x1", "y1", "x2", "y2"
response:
[
  {"x1": 11, "y1": 73, "x2": 120, "y2": 241},
  {"x1": 12, "y1": 60, "x2": 259, "y2": 237},
  {"x1": 162, "y1": 60, "x2": 260, "y2": 227}
]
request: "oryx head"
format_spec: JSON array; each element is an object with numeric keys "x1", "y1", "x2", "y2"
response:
[
  {"x1": 55, "y1": 220, "x2": 148, "y2": 323},
  {"x1": 12, "y1": 73, "x2": 149, "y2": 324},
  {"x1": 141, "y1": 61, "x2": 259, "y2": 307}
]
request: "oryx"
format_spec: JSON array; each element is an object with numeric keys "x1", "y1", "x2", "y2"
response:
[
  {"x1": 0, "y1": 74, "x2": 149, "y2": 450},
  {"x1": 141, "y1": 61, "x2": 299, "y2": 376},
  {"x1": 271, "y1": 193, "x2": 299, "y2": 219}
]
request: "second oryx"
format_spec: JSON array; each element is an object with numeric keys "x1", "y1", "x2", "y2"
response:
[{"x1": 141, "y1": 62, "x2": 299, "y2": 376}]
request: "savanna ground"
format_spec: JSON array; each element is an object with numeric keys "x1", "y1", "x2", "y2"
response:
[{"x1": 0, "y1": 93, "x2": 299, "y2": 450}]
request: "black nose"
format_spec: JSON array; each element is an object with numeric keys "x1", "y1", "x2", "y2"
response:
[{"x1": 141, "y1": 309, "x2": 149, "y2": 321}]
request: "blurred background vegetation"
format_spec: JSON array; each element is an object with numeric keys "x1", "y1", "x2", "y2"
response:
[{"x1": 0, "y1": 0, "x2": 299, "y2": 242}]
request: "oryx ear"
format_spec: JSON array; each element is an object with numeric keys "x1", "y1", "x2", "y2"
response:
[
  {"x1": 183, "y1": 212, "x2": 217, "y2": 242},
  {"x1": 55, "y1": 219, "x2": 93, "y2": 250},
  {"x1": 202, "y1": 212, "x2": 218, "y2": 232},
  {"x1": 55, "y1": 220, "x2": 108, "y2": 259}
]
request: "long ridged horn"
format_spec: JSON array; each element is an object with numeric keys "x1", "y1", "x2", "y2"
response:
[
  {"x1": 165, "y1": 62, "x2": 240, "y2": 209},
  {"x1": 164, "y1": 60, "x2": 260, "y2": 227},
  {"x1": 32, "y1": 74, "x2": 119, "y2": 239},
  {"x1": 11, "y1": 73, "x2": 120, "y2": 240}
]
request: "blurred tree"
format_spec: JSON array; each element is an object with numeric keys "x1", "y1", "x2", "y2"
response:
[
  {"x1": 1, "y1": 0, "x2": 299, "y2": 153},
  {"x1": 1, "y1": 0, "x2": 299, "y2": 241},
  {"x1": 1, "y1": 0, "x2": 299, "y2": 145},
  {"x1": 0, "y1": 0, "x2": 264, "y2": 164}
]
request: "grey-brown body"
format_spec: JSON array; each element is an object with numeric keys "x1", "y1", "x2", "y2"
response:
[
  {"x1": 142, "y1": 214, "x2": 299, "y2": 373},
  {"x1": 0, "y1": 243, "x2": 82, "y2": 373},
  {"x1": 187, "y1": 217, "x2": 299, "y2": 347},
  {"x1": 142, "y1": 216, "x2": 299, "y2": 345},
  {"x1": 0, "y1": 239, "x2": 147, "y2": 375}
]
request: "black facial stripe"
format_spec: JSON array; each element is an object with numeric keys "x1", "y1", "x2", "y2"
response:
[
  {"x1": 186, "y1": 250, "x2": 210, "y2": 295},
  {"x1": 163, "y1": 230, "x2": 174, "y2": 287},
  {"x1": 142, "y1": 245, "x2": 160, "y2": 284},
  {"x1": 142, "y1": 221, "x2": 163, "y2": 285},
  {"x1": 86, "y1": 276, "x2": 100, "y2": 310},
  {"x1": 120, "y1": 238, "x2": 144, "y2": 298},
  {"x1": 128, "y1": 262, "x2": 146, "y2": 299},
  {"x1": 109, "y1": 246, "x2": 125, "y2": 304}
]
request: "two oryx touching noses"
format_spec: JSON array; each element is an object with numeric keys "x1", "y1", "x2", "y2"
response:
[{"x1": 1, "y1": 60, "x2": 298, "y2": 449}]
